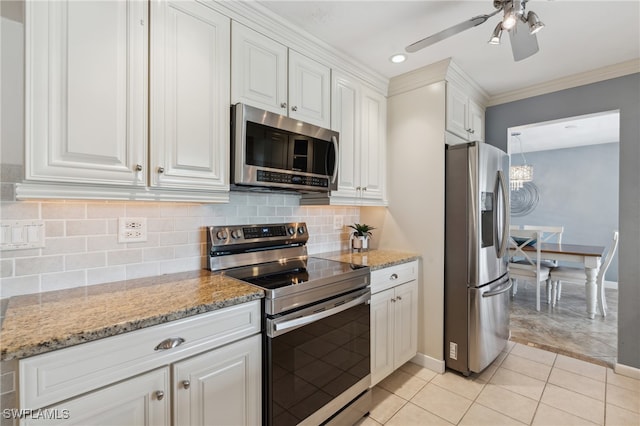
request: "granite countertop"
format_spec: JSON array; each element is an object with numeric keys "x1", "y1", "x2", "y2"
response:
[
  {"x1": 0, "y1": 271, "x2": 263, "y2": 362},
  {"x1": 315, "y1": 249, "x2": 419, "y2": 270}
]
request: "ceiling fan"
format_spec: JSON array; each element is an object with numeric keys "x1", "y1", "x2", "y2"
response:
[{"x1": 405, "y1": 0, "x2": 545, "y2": 61}]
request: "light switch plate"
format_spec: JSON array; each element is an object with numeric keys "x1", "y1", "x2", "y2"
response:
[{"x1": 0, "y1": 220, "x2": 45, "y2": 251}]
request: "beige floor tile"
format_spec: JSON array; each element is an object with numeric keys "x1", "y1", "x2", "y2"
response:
[
  {"x1": 490, "y1": 367, "x2": 547, "y2": 401},
  {"x1": 377, "y1": 368, "x2": 427, "y2": 400},
  {"x1": 398, "y1": 361, "x2": 438, "y2": 382},
  {"x1": 431, "y1": 370, "x2": 486, "y2": 400},
  {"x1": 476, "y1": 383, "x2": 538, "y2": 424},
  {"x1": 549, "y1": 367, "x2": 606, "y2": 401},
  {"x1": 369, "y1": 386, "x2": 407, "y2": 424},
  {"x1": 607, "y1": 369, "x2": 640, "y2": 392},
  {"x1": 606, "y1": 383, "x2": 640, "y2": 413},
  {"x1": 473, "y1": 362, "x2": 499, "y2": 384},
  {"x1": 555, "y1": 354, "x2": 607, "y2": 382},
  {"x1": 541, "y1": 383, "x2": 605, "y2": 425},
  {"x1": 510, "y1": 343, "x2": 557, "y2": 366},
  {"x1": 385, "y1": 402, "x2": 454, "y2": 426},
  {"x1": 605, "y1": 403, "x2": 640, "y2": 426},
  {"x1": 533, "y1": 403, "x2": 600, "y2": 426},
  {"x1": 410, "y1": 382, "x2": 473, "y2": 425},
  {"x1": 459, "y1": 403, "x2": 527, "y2": 426},
  {"x1": 501, "y1": 353, "x2": 553, "y2": 381},
  {"x1": 353, "y1": 416, "x2": 382, "y2": 426}
]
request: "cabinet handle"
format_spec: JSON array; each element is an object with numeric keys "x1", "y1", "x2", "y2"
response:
[
  {"x1": 155, "y1": 390, "x2": 165, "y2": 401},
  {"x1": 154, "y1": 337, "x2": 185, "y2": 351},
  {"x1": 396, "y1": 295, "x2": 403, "y2": 301},
  {"x1": 390, "y1": 298, "x2": 396, "y2": 303},
  {"x1": 390, "y1": 273, "x2": 398, "y2": 280},
  {"x1": 280, "y1": 102, "x2": 287, "y2": 109},
  {"x1": 362, "y1": 187, "x2": 367, "y2": 191},
  {"x1": 469, "y1": 129, "x2": 475, "y2": 134},
  {"x1": 135, "y1": 164, "x2": 143, "y2": 172},
  {"x1": 157, "y1": 167, "x2": 164, "y2": 174},
  {"x1": 291, "y1": 105, "x2": 298, "y2": 112},
  {"x1": 182, "y1": 380, "x2": 191, "y2": 390},
  {"x1": 356, "y1": 186, "x2": 361, "y2": 191}
]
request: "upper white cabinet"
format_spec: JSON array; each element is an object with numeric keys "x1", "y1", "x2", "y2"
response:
[
  {"x1": 231, "y1": 22, "x2": 331, "y2": 128},
  {"x1": 25, "y1": 0, "x2": 148, "y2": 187},
  {"x1": 301, "y1": 70, "x2": 387, "y2": 206},
  {"x1": 21, "y1": 0, "x2": 230, "y2": 202},
  {"x1": 150, "y1": 0, "x2": 230, "y2": 191},
  {"x1": 446, "y1": 79, "x2": 485, "y2": 142}
]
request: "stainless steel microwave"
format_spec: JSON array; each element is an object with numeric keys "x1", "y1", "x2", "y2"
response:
[{"x1": 231, "y1": 103, "x2": 339, "y2": 192}]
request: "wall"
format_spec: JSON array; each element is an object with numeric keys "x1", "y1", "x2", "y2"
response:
[
  {"x1": 486, "y1": 73, "x2": 640, "y2": 369},
  {"x1": 0, "y1": 195, "x2": 359, "y2": 298},
  {"x1": 510, "y1": 142, "x2": 619, "y2": 281}
]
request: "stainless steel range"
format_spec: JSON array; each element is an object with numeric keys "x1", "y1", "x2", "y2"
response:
[{"x1": 207, "y1": 222, "x2": 372, "y2": 426}]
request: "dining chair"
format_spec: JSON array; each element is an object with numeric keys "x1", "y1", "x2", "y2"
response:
[
  {"x1": 509, "y1": 230, "x2": 551, "y2": 311},
  {"x1": 522, "y1": 225, "x2": 564, "y2": 266},
  {"x1": 548, "y1": 231, "x2": 619, "y2": 317}
]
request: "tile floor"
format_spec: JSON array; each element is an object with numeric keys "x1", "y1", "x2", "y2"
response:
[{"x1": 357, "y1": 341, "x2": 640, "y2": 426}]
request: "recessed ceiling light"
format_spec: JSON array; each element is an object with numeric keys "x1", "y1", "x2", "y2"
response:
[{"x1": 389, "y1": 54, "x2": 406, "y2": 64}]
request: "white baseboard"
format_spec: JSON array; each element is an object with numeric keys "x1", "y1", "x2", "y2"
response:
[
  {"x1": 411, "y1": 352, "x2": 445, "y2": 374},
  {"x1": 615, "y1": 362, "x2": 640, "y2": 380}
]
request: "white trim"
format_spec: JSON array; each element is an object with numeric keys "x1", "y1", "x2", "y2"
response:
[
  {"x1": 410, "y1": 352, "x2": 445, "y2": 374},
  {"x1": 614, "y1": 362, "x2": 640, "y2": 380},
  {"x1": 488, "y1": 59, "x2": 640, "y2": 106}
]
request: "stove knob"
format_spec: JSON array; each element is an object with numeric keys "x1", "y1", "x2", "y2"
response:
[
  {"x1": 231, "y1": 229, "x2": 242, "y2": 239},
  {"x1": 216, "y1": 230, "x2": 228, "y2": 240},
  {"x1": 297, "y1": 226, "x2": 306, "y2": 235},
  {"x1": 287, "y1": 226, "x2": 296, "y2": 236}
]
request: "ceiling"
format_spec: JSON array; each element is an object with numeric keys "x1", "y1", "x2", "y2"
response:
[{"x1": 258, "y1": 0, "x2": 640, "y2": 99}]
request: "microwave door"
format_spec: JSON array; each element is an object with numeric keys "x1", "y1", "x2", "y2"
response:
[{"x1": 290, "y1": 136, "x2": 310, "y2": 172}]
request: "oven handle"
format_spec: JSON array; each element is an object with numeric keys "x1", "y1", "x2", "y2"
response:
[{"x1": 268, "y1": 290, "x2": 370, "y2": 337}]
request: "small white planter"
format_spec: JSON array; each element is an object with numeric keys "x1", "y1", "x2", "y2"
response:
[{"x1": 351, "y1": 235, "x2": 369, "y2": 251}]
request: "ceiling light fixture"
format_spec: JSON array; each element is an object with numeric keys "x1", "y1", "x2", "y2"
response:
[
  {"x1": 488, "y1": 22, "x2": 503, "y2": 45},
  {"x1": 526, "y1": 11, "x2": 545, "y2": 34},
  {"x1": 501, "y1": 1, "x2": 517, "y2": 30},
  {"x1": 489, "y1": 0, "x2": 545, "y2": 49},
  {"x1": 389, "y1": 54, "x2": 407, "y2": 64}
]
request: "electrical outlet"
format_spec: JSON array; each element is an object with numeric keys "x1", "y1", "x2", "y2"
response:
[
  {"x1": 333, "y1": 215, "x2": 344, "y2": 230},
  {"x1": 118, "y1": 217, "x2": 147, "y2": 243}
]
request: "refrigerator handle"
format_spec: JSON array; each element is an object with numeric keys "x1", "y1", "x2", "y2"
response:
[
  {"x1": 495, "y1": 170, "x2": 509, "y2": 258},
  {"x1": 483, "y1": 279, "x2": 513, "y2": 298}
]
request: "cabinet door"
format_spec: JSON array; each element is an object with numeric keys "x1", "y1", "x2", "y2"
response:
[
  {"x1": 445, "y1": 82, "x2": 469, "y2": 140},
  {"x1": 393, "y1": 280, "x2": 419, "y2": 369},
  {"x1": 288, "y1": 50, "x2": 331, "y2": 128},
  {"x1": 22, "y1": 369, "x2": 170, "y2": 426},
  {"x1": 173, "y1": 334, "x2": 261, "y2": 426},
  {"x1": 360, "y1": 87, "x2": 387, "y2": 202},
  {"x1": 150, "y1": 0, "x2": 230, "y2": 191},
  {"x1": 231, "y1": 22, "x2": 288, "y2": 115},
  {"x1": 25, "y1": 0, "x2": 147, "y2": 186},
  {"x1": 468, "y1": 99, "x2": 485, "y2": 142},
  {"x1": 370, "y1": 289, "x2": 395, "y2": 386},
  {"x1": 331, "y1": 71, "x2": 361, "y2": 197}
]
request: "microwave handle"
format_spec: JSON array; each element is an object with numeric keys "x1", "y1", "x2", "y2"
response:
[{"x1": 331, "y1": 135, "x2": 338, "y2": 184}]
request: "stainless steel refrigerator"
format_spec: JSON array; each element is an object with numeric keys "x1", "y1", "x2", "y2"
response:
[{"x1": 445, "y1": 141, "x2": 511, "y2": 376}]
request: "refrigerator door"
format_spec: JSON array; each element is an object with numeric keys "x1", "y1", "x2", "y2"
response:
[
  {"x1": 473, "y1": 143, "x2": 509, "y2": 286},
  {"x1": 468, "y1": 274, "x2": 511, "y2": 373}
]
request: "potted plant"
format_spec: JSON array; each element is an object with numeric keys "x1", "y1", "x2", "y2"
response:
[{"x1": 349, "y1": 223, "x2": 375, "y2": 251}]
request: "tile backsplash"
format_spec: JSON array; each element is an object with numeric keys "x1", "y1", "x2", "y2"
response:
[{"x1": 0, "y1": 193, "x2": 359, "y2": 298}]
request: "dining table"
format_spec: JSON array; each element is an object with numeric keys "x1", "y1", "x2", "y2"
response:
[{"x1": 513, "y1": 242, "x2": 606, "y2": 319}]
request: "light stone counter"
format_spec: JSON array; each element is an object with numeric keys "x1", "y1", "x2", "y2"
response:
[
  {"x1": 0, "y1": 271, "x2": 263, "y2": 361},
  {"x1": 314, "y1": 249, "x2": 419, "y2": 270}
]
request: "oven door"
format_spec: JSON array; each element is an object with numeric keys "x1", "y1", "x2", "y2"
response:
[{"x1": 265, "y1": 288, "x2": 371, "y2": 426}]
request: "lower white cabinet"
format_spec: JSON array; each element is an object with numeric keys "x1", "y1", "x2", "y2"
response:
[{"x1": 370, "y1": 261, "x2": 419, "y2": 386}]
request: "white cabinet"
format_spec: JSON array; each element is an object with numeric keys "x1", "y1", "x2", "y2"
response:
[
  {"x1": 301, "y1": 70, "x2": 387, "y2": 206},
  {"x1": 22, "y1": 0, "x2": 230, "y2": 202},
  {"x1": 150, "y1": 0, "x2": 230, "y2": 191},
  {"x1": 22, "y1": 369, "x2": 170, "y2": 426},
  {"x1": 18, "y1": 301, "x2": 261, "y2": 425},
  {"x1": 231, "y1": 22, "x2": 331, "y2": 128},
  {"x1": 370, "y1": 261, "x2": 419, "y2": 386},
  {"x1": 25, "y1": 0, "x2": 148, "y2": 187},
  {"x1": 446, "y1": 80, "x2": 484, "y2": 142},
  {"x1": 173, "y1": 334, "x2": 261, "y2": 426}
]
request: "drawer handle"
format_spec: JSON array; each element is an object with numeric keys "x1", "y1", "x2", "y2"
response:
[
  {"x1": 182, "y1": 380, "x2": 191, "y2": 390},
  {"x1": 155, "y1": 390, "x2": 165, "y2": 401},
  {"x1": 390, "y1": 273, "x2": 398, "y2": 280},
  {"x1": 154, "y1": 337, "x2": 185, "y2": 351}
]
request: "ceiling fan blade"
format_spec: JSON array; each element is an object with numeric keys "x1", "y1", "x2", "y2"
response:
[
  {"x1": 509, "y1": 18, "x2": 539, "y2": 61},
  {"x1": 405, "y1": 15, "x2": 490, "y2": 53}
]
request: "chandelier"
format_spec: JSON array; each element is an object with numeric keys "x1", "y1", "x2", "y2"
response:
[{"x1": 510, "y1": 132, "x2": 533, "y2": 190}]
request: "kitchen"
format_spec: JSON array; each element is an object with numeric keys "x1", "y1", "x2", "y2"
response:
[{"x1": 1, "y1": 0, "x2": 639, "y2": 425}]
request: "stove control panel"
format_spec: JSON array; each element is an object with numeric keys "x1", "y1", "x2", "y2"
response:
[{"x1": 207, "y1": 222, "x2": 308, "y2": 251}]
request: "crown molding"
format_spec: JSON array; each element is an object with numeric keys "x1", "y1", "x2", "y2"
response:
[
  {"x1": 388, "y1": 58, "x2": 452, "y2": 97},
  {"x1": 487, "y1": 59, "x2": 640, "y2": 106}
]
